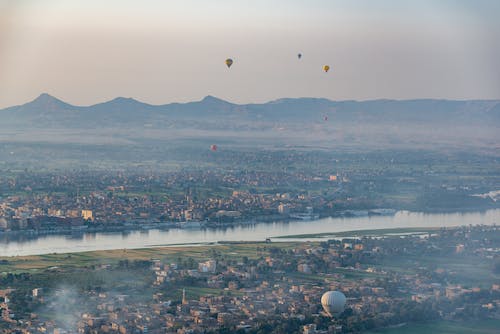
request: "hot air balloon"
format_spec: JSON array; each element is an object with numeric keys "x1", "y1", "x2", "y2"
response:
[
  {"x1": 210, "y1": 144, "x2": 218, "y2": 152},
  {"x1": 297, "y1": 53, "x2": 302, "y2": 59},
  {"x1": 323, "y1": 115, "x2": 328, "y2": 121},
  {"x1": 321, "y1": 291, "x2": 346, "y2": 317},
  {"x1": 225, "y1": 58, "x2": 233, "y2": 68},
  {"x1": 323, "y1": 65, "x2": 330, "y2": 73}
]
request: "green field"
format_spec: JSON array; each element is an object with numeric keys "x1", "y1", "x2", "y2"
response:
[
  {"x1": 0, "y1": 242, "x2": 296, "y2": 274},
  {"x1": 365, "y1": 319, "x2": 500, "y2": 334}
]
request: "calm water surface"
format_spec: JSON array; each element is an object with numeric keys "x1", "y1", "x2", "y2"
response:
[{"x1": 1, "y1": 209, "x2": 498, "y2": 256}]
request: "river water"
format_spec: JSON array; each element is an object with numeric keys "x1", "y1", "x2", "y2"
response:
[{"x1": 1, "y1": 209, "x2": 498, "y2": 256}]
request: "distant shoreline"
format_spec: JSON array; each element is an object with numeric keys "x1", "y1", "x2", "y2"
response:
[{"x1": 0, "y1": 207, "x2": 497, "y2": 239}]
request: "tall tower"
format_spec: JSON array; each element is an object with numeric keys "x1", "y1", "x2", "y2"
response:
[{"x1": 182, "y1": 288, "x2": 187, "y2": 305}]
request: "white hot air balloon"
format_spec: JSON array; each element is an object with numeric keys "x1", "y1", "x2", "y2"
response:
[{"x1": 321, "y1": 291, "x2": 346, "y2": 317}]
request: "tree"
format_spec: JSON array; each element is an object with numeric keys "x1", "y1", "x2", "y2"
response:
[{"x1": 493, "y1": 260, "x2": 500, "y2": 274}]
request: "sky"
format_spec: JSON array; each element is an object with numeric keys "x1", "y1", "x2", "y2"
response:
[{"x1": 0, "y1": 0, "x2": 499, "y2": 107}]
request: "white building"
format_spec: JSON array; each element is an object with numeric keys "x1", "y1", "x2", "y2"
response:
[{"x1": 198, "y1": 260, "x2": 216, "y2": 273}]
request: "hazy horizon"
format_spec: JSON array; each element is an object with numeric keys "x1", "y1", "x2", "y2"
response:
[
  {"x1": 1, "y1": 0, "x2": 500, "y2": 108},
  {"x1": 5, "y1": 91, "x2": 500, "y2": 110}
]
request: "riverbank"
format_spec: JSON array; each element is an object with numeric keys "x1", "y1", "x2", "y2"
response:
[{"x1": 0, "y1": 241, "x2": 294, "y2": 272}]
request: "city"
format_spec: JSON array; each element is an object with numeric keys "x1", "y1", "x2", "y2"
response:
[{"x1": 1, "y1": 149, "x2": 497, "y2": 235}]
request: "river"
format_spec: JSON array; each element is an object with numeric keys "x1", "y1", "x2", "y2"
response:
[{"x1": 1, "y1": 209, "x2": 498, "y2": 256}]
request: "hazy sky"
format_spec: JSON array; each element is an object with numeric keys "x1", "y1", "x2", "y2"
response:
[{"x1": 0, "y1": 0, "x2": 499, "y2": 107}]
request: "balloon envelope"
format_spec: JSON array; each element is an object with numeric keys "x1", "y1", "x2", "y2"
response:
[
  {"x1": 297, "y1": 53, "x2": 302, "y2": 59},
  {"x1": 323, "y1": 65, "x2": 330, "y2": 72},
  {"x1": 321, "y1": 291, "x2": 346, "y2": 317},
  {"x1": 225, "y1": 58, "x2": 233, "y2": 68},
  {"x1": 210, "y1": 144, "x2": 218, "y2": 151}
]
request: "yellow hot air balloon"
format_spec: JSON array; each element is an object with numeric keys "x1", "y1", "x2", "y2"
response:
[
  {"x1": 225, "y1": 58, "x2": 233, "y2": 68},
  {"x1": 323, "y1": 65, "x2": 330, "y2": 73}
]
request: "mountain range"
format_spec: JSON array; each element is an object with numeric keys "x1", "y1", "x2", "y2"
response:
[
  {"x1": 1, "y1": 93, "x2": 499, "y2": 130},
  {"x1": 1, "y1": 93, "x2": 499, "y2": 153}
]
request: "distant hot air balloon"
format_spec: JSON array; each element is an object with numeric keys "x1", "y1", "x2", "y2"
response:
[
  {"x1": 225, "y1": 58, "x2": 233, "y2": 68},
  {"x1": 323, "y1": 65, "x2": 330, "y2": 73},
  {"x1": 297, "y1": 53, "x2": 302, "y2": 59},
  {"x1": 210, "y1": 144, "x2": 218, "y2": 152},
  {"x1": 321, "y1": 291, "x2": 346, "y2": 317},
  {"x1": 323, "y1": 115, "x2": 328, "y2": 121}
]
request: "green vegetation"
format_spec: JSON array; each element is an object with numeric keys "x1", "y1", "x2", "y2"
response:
[{"x1": 365, "y1": 319, "x2": 500, "y2": 334}]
